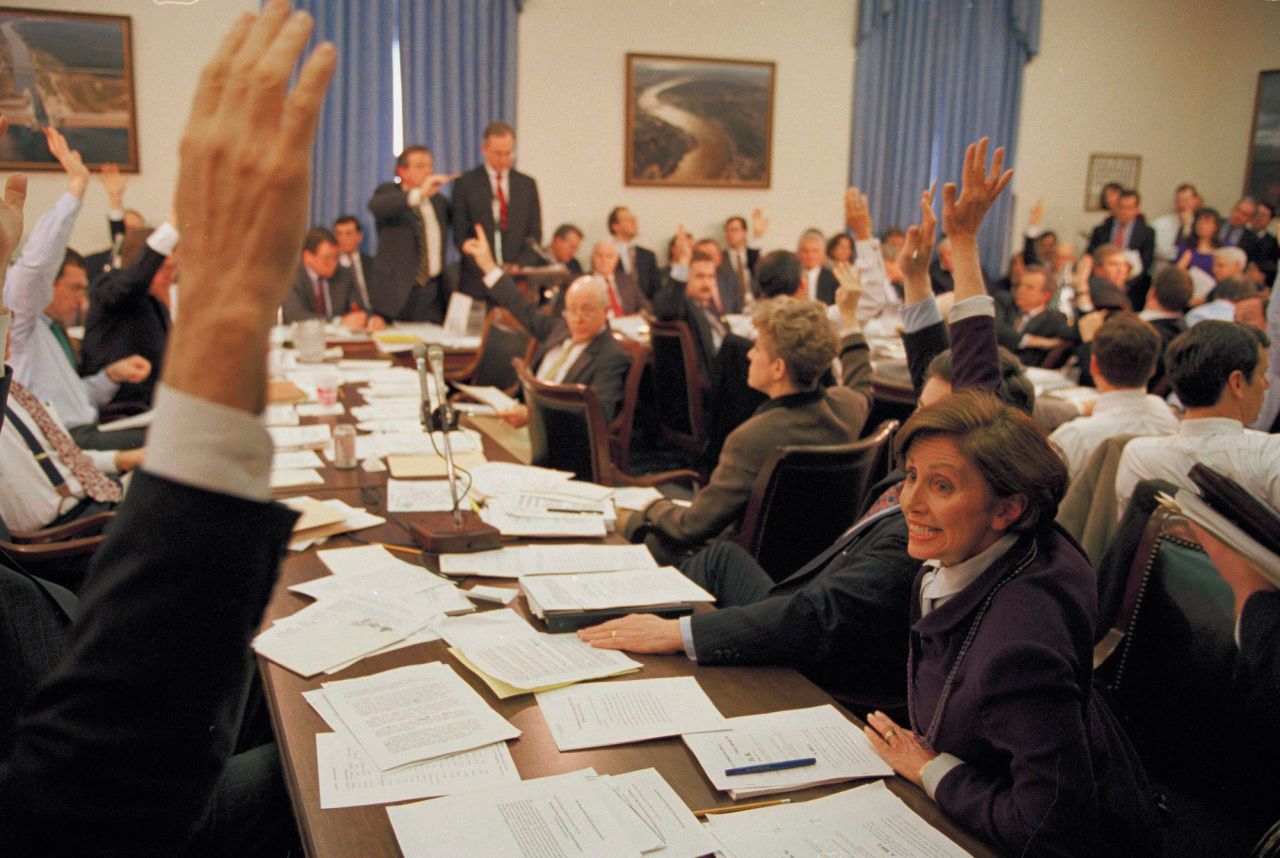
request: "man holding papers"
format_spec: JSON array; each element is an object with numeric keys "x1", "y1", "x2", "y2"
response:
[{"x1": 0, "y1": 5, "x2": 334, "y2": 853}]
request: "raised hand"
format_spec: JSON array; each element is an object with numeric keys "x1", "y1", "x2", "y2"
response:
[
  {"x1": 672, "y1": 225, "x2": 693, "y2": 267},
  {"x1": 99, "y1": 163, "x2": 127, "y2": 207},
  {"x1": 844, "y1": 187, "x2": 872, "y2": 241},
  {"x1": 44, "y1": 126, "x2": 90, "y2": 198},
  {"x1": 1029, "y1": 198, "x2": 1044, "y2": 228},
  {"x1": 461, "y1": 223, "x2": 497, "y2": 275},
  {"x1": 941, "y1": 137, "x2": 1013, "y2": 242},
  {"x1": 898, "y1": 184, "x2": 937, "y2": 304},
  {"x1": 751, "y1": 208, "x2": 768, "y2": 239},
  {"x1": 0, "y1": 118, "x2": 27, "y2": 273}
]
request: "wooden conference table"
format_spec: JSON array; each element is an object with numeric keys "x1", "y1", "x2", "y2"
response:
[{"x1": 257, "y1": 354, "x2": 995, "y2": 858}]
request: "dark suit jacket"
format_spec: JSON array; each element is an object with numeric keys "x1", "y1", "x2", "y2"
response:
[
  {"x1": 1145, "y1": 314, "x2": 1185, "y2": 392},
  {"x1": 1219, "y1": 222, "x2": 1263, "y2": 266},
  {"x1": 717, "y1": 255, "x2": 756, "y2": 312},
  {"x1": 1253, "y1": 230, "x2": 1279, "y2": 284},
  {"x1": 809, "y1": 267, "x2": 839, "y2": 304},
  {"x1": 1239, "y1": 591, "x2": 1280, "y2": 808},
  {"x1": 1088, "y1": 219, "x2": 1156, "y2": 308},
  {"x1": 565, "y1": 257, "x2": 583, "y2": 277},
  {"x1": 367, "y1": 181, "x2": 451, "y2": 321},
  {"x1": 81, "y1": 245, "x2": 170, "y2": 408},
  {"x1": 995, "y1": 294, "x2": 1075, "y2": 367},
  {"x1": 452, "y1": 166, "x2": 542, "y2": 299},
  {"x1": 83, "y1": 216, "x2": 126, "y2": 281},
  {"x1": 552, "y1": 270, "x2": 650, "y2": 318},
  {"x1": 280, "y1": 265, "x2": 363, "y2": 323},
  {"x1": 628, "y1": 245, "x2": 661, "y2": 300},
  {"x1": 0, "y1": 470, "x2": 298, "y2": 856},
  {"x1": 340, "y1": 251, "x2": 376, "y2": 309},
  {"x1": 691, "y1": 508, "x2": 917, "y2": 699},
  {"x1": 911, "y1": 526, "x2": 1160, "y2": 856},
  {"x1": 488, "y1": 274, "x2": 630, "y2": 421},
  {"x1": 928, "y1": 259, "x2": 955, "y2": 294}
]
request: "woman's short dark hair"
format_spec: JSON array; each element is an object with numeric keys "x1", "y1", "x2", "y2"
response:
[
  {"x1": 756, "y1": 250, "x2": 802, "y2": 298},
  {"x1": 925, "y1": 347, "x2": 1035, "y2": 415},
  {"x1": 894, "y1": 390, "x2": 1068, "y2": 531},
  {"x1": 826, "y1": 233, "x2": 853, "y2": 258},
  {"x1": 1166, "y1": 320, "x2": 1270, "y2": 407}
]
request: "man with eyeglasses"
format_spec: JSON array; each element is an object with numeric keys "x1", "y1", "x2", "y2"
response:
[{"x1": 462, "y1": 225, "x2": 630, "y2": 428}]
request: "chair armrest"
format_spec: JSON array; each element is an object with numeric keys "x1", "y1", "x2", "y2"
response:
[
  {"x1": 11, "y1": 512, "x2": 115, "y2": 543},
  {"x1": 0, "y1": 535, "x2": 104, "y2": 560},
  {"x1": 613, "y1": 468, "x2": 702, "y2": 490}
]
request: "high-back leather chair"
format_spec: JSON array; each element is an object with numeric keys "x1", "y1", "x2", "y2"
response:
[
  {"x1": 446, "y1": 307, "x2": 535, "y2": 395},
  {"x1": 608, "y1": 334, "x2": 650, "y2": 474},
  {"x1": 735, "y1": 420, "x2": 899, "y2": 582},
  {"x1": 647, "y1": 318, "x2": 708, "y2": 460}
]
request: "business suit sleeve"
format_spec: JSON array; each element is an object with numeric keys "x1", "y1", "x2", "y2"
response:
[
  {"x1": 0, "y1": 471, "x2": 297, "y2": 856},
  {"x1": 1021, "y1": 234, "x2": 1040, "y2": 267},
  {"x1": 280, "y1": 275, "x2": 317, "y2": 323},
  {"x1": 527, "y1": 177, "x2": 542, "y2": 248},
  {"x1": 902, "y1": 320, "x2": 949, "y2": 399},
  {"x1": 368, "y1": 182, "x2": 411, "y2": 221},
  {"x1": 488, "y1": 274, "x2": 559, "y2": 342},
  {"x1": 1239, "y1": 591, "x2": 1280, "y2": 745},
  {"x1": 589, "y1": 339, "x2": 631, "y2": 422},
  {"x1": 839, "y1": 332, "x2": 873, "y2": 405},
  {"x1": 949, "y1": 309, "x2": 1002, "y2": 394},
  {"x1": 451, "y1": 175, "x2": 476, "y2": 251},
  {"x1": 652, "y1": 274, "x2": 690, "y2": 321}
]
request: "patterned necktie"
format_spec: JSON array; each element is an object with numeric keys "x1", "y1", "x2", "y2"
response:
[
  {"x1": 8, "y1": 381, "x2": 122, "y2": 503},
  {"x1": 606, "y1": 276, "x2": 624, "y2": 317},
  {"x1": 541, "y1": 340, "x2": 576, "y2": 382},
  {"x1": 495, "y1": 173, "x2": 509, "y2": 231},
  {"x1": 49, "y1": 321, "x2": 76, "y2": 368},
  {"x1": 315, "y1": 277, "x2": 331, "y2": 318}
]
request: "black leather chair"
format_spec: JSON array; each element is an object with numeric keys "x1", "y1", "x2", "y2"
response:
[
  {"x1": 647, "y1": 318, "x2": 708, "y2": 464},
  {"x1": 0, "y1": 511, "x2": 114, "y2": 592},
  {"x1": 514, "y1": 359, "x2": 697, "y2": 489},
  {"x1": 607, "y1": 334, "x2": 650, "y2": 475},
  {"x1": 735, "y1": 420, "x2": 899, "y2": 583},
  {"x1": 446, "y1": 307, "x2": 534, "y2": 395}
]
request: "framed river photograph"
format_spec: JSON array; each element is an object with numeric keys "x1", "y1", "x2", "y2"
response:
[
  {"x1": 1244, "y1": 69, "x2": 1280, "y2": 204},
  {"x1": 626, "y1": 53, "x2": 775, "y2": 189},
  {"x1": 0, "y1": 8, "x2": 139, "y2": 172}
]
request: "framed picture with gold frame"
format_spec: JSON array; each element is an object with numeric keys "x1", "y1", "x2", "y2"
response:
[{"x1": 1084, "y1": 153, "x2": 1140, "y2": 212}]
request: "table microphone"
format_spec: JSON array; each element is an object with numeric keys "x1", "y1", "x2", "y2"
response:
[
  {"x1": 413, "y1": 343, "x2": 434, "y2": 432},
  {"x1": 426, "y1": 344, "x2": 462, "y2": 526}
]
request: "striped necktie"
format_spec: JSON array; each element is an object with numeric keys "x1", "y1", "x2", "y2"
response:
[{"x1": 7, "y1": 381, "x2": 122, "y2": 503}]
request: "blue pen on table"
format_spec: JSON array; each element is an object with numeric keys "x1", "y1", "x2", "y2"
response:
[{"x1": 724, "y1": 757, "x2": 817, "y2": 777}]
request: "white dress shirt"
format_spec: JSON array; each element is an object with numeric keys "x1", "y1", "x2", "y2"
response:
[
  {"x1": 405, "y1": 187, "x2": 444, "y2": 277},
  {"x1": 535, "y1": 339, "x2": 589, "y2": 385},
  {"x1": 1115, "y1": 417, "x2": 1280, "y2": 520},
  {"x1": 0, "y1": 395, "x2": 99, "y2": 531},
  {"x1": 339, "y1": 252, "x2": 370, "y2": 308},
  {"x1": 4, "y1": 192, "x2": 118, "y2": 429},
  {"x1": 1049, "y1": 388, "x2": 1178, "y2": 480},
  {"x1": 852, "y1": 237, "x2": 901, "y2": 325},
  {"x1": 803, "y1": 266, "x2": 820, "y2": 302}
]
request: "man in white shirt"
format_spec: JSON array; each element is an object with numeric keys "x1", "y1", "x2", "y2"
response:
[
  {"x1": 1050, "y1": 313, "x2": 1177, "y2": 479},
  {"x1": 796, "y1": 230, "x2": 838, "y2": 304},
  {"x1": 1151, "y1": 183, "x2": 1202, "y2": 264},
  {"x1": 607, "y1": 206, "x2": 659, "y2": 300},
  {"x1": 584, "y1": 241, "x2": 650, "y2": 317},
  {"x1": 1115, "y1": 320, "x2": 1277, "y2": 518},
  {"x1": 367, "y1": 145, "x2": 452, "y2": 321},
  {"x1": 1186, "y1": 267, "x2": 1256, "y2": 327},
  {"x1": 720, "y1": 210, "x2": 767, "y2": 308},
  {"x1": 843, "y1": 187, "x2": 901, "y2": 329}
]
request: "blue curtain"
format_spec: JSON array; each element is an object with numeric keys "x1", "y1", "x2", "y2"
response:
[
  {"x1": 293, "y1": 0, "x2": 397, "y2": 242},
  {"x1": 398, "y1": 0, "x2": 520, "y2": 176},
  {"x1": 850, "y1": 0, "x2": 1041, "y2": 278}
]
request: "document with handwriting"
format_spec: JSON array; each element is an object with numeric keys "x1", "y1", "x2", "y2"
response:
[{"x1": 536, "y1": 676, "x2": 726, "y2": 751}]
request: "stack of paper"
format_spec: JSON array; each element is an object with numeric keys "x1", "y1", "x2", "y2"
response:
[
  {"x1": 350, "y1": 399, "x2": 420, "y2": 421},
  {"x1": 268, "y1": 424, "x2": 332, "y2": 451},
  {"x1": 682, "y1": 705, "x2": 893, "y2": 799},
  {"x1": 466, "y1": 462, "x2": 577, "y2": 497},
  {"x1": 536, "y1": 676, "x2": 727, "y2": 751},
  {"x1": 312, "y1": 663, "x2": 520, "y2": 770},
  {"x1": 453, "y1": 383, "x2": 519, "y2": 414},
  {"x1": 439, "y1": 544, "x2": 657, "y2": 578},
  {"x1": 388, "y1": 768, "x2": 714, "y2": 858},
  {"x1": 284, "y1": 496, "x2": 385, "y2": 550},
  {"x1": 386, "y1": 478, "x2": 472, "y2": 512},
  {"x1": 703, "y1": 781, "x2": 970, "y2": 858},
  {"x1": 265, "y1": 403, "x2": 300, "y2": 426},
  {"x1": 388, "y1": 321, "x2": 481, "y2": 350},
  {"x1": 437, "y1": 609, "x2": 640, "y2": 693},
  {"x1": 272, "y1": 449, "x2": 326, "y2": 470},
  {"x1": 521, "y1": 567, "x2": 714, "y2": 632}
]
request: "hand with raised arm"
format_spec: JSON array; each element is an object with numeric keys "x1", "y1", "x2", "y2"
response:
[
  {"x1": 164, "y1": 0, "x2": 336, "y2": 414},
  {"x1": 461, "y1": 223, "x2": 498, "y2": 276},
  {"x1": 751, "y1": 208, "x2": 768, "y2": 239},
  {"x1": 99, "y1": 163, "x2": 127, "y2": 210},
  {"x1": 941, "y1": 137, "x2": 1013, "y2": 303},
  {"x1": 898, "y1": 183, "x2": 937, "y2": 305},
  {"x1": 844, "y1": 187, "x2": 873, "y2": 241},
  {"x1": 44, "y1": 127, "x2": 90, "y2": 200}
]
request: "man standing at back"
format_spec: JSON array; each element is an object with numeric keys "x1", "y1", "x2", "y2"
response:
[
  {"x1": 607, "y1": 206, "x2": 660, "y2": 300},
  {"x1": 368, "y1": 145, "x2": 451, "y2": 322},
  {"x1": 453, "y1": 122, "x2": 542, "y2": 299},
  {"x1": 1087, "y1": 189, "x2": 1155, "y2": 309}
]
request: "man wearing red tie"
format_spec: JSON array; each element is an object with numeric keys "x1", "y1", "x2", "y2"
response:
[
  {"x1": 279, "y1": 227, "x2": 370, "y2": 329},
  {"x1": 576, "y1": 241, "x2": 651, "y2": 318},
  {"x1": 452, "y1": 121, "x2": 543, "y2": 300}
]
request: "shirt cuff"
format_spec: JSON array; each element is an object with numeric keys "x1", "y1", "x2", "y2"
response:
[
  {"x1": 669, "y1": 264, "x2": 689, "y2": 282},
  {"x1": 1025, "y1": 224, "x2": 1043, "y2": 239},
  {"x1": 143, "y1": 383, "x2": 272, "y2": 502},
  {"x1": 855, "y1": 237, "x2": 881, "y2": 255},
  {"x1": 482, "y1": 267, "x2": 504, "y2": 289},
  {"x1": 145, "y1": 222, "x2": 180, "y2": 256},
  {"x1": 86, "y1": 448, "x2": 119, "y2": 475},
  {"x1": 107, "y1": 209, "x2": 124, "y2": 222},
  {"x1": 679, "y1": 615, "x2": 698, "y2": 660},
  {"x1": 921, "y1": 753, "x2": 965, "y2": 799},
  {"x1": 407, "y1": 187, "x2": 424, "y2": 207},
  {"x1": 901, "y1": 296, "x2": 943, "y2": 333},
  {"x1": 948, "y1": 294, "x2": 995, "y2": 322}
]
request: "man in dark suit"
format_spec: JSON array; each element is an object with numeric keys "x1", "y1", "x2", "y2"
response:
[
  {"x1": 82, "y1": 165, "x2": 141, "y2": 280},
  {"x1": 797, "y1": 230, "x2": 838, "y2": 304},
  {"x1": 584, "y1": 240, "x2": 650, "y2": 317},
  {"x1": 367, "y1": 145, "x2": 452, "y2": 322},
  {"x1": 996, "y1": 266, "x2": 1076, "y2": 367},
  {"x1": 0, "y1": 7, "x2": 325, "y2": 851},
  {"x1": 279, "y1": 227, "x2": 372, "y2": 327},
  {"x1": 1139, "y1": 266, "x2": 1192, "y2": 392},
  {"x1": 1218, "y1": 196, "x2": 1263, "y2": 266},
  {"x1": 1087, "y1": 189, "x2": 1156, "y2": 309},
  {"x1": 547, "y1": 223, "x2": 584, "y2": 276},
  {"x1": 695, "y1": 237, "x2": 743, "y2": 315},
  {"x1": 462, "y1": 226, "x2": 630, "y2": 424},
  {"x1": 333, "y1": 214, "x2": 376, "y2": 310},
  {"x1": 1248, "y1": 199, "x2": 1278, "y2": 286},
  {"x1": 607, "y1": 206, "x2": 661, "y2": 300},
  {"x1": 720, "y1": 211, "x2": 765, "y2": 308},
  {"x1": 80, "y1": 222, "x2": 179, "y2": 410},
  {"x1": 452, "y1": 122, "x2": 542, "y2": 300}
]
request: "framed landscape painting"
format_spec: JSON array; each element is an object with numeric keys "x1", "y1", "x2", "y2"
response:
[
  {"x1": 1244, "y1": 69, "x2": 1280, "y2": 204},
  {"x1": 0, "y1": 8, "x2": 138, "y2": 172},
  {"x1": 626, "y1": 53, "x2": 774, "y2": 189}
]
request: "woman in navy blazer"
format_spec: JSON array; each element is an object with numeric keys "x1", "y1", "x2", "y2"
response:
[{"x1": 865, "y1": 390, "x2": 1161, "y2": 856}]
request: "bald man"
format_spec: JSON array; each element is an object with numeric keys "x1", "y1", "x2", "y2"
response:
[
  {"x1": 581, "y1": 241, "x2": 650, "y2": 317},
  {"x1": 463, "y1": 228, "x2": 631, "y2": 423}
]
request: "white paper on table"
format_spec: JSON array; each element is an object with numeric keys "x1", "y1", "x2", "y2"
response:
[
  {"x1": 489, "y1": 492, "x2": 614, "y2": 520},
  {"x1": 358, "y1": 418, "x2": 425, "y2": 434},
  {"x1": 681, "y1": 705, "x2": 893, "y2": 799},
  {"x1": 442, "y1": 291, "x2": 473, "y2": 338},
  {"x1": 387, "y1": 478, "x2": 470, "y2": 512},
  {"x1": 454, "y1": 382, "x2": 519, "y2": 413},
  {"x1": 480, "y1": 507, "x2": 607, "y2": 538},
  {"x1": 316, "y1": 732, "x2": 519, "y2": 809},
  {"x1": 290, "y1": 567, "x2": 474, "y2": 622},
  {"x1": 439, "y1": 544, "x2": 657, "y2": 578},
  {"x1": 535, "y1": 676, "x2": 727, "y2": 751},
  {"x1": 467, "y1": 462, "x2": 576, "y2": 498},
  {"x1": 270, "y1": 468, "x2": 325, "y2": 489},
  {"x1": 252, "y1": 593, "x2": 427, "y2": 677},
  {"x1": 264, "y1": 404, "x2": 300, "y2": 426},
  {"x1": 323, "y1": 627, "x2": 443, "y2": 675},
  {"x1": 321, "y1": 662, "x2": 520, "y2": 771},
  {"x1": 436, "y1": 609, "x2": 640, "y2": 690},
  {"x1": 387, "y1": 769, "x2": 643, "y2": 858},
  {"x1": 350, "y1": 399, "x2": 421, "y2": 421},
  {"x1": 602, "y1": 769, "x2": 718, "y2": 858},
  {"x1": 288, "y1": 498, "x2": 386, "y2": 551},
  {"x1": 297, "y1": 402, "x2": 346, "y2": 417},
  {"x1": 521, "y1": 567, "x2": 714, "y2": 613},
  {"x1": 268, "y1": 424, "x2": 332, "y2": 450},
  {"x1": 317, "y1": 544, "x2": 407, "y2": 576},
  {"x1": 611, "y1": 486, "x2": 664, "y2": 511},
  {"x1": 359, "y1": 383, "x2": 423, "y2": 399},
  {"x1": 702, "y1": 780, "x2": 970, "y2": 858},
  {"x1": 97, "y1": 408, "x2": 155, "y2": 432},
  {"x1": 272, "y1": 449, "x2": 326, "y2": 470},
  {"x1": 466, "y1": 585, "x2": 519, "y2": 605}
]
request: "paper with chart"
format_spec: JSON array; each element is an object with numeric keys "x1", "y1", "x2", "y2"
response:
[
  {"x1": 535, "y1": 676, "x2": 727, "y2": 751},
  {"x1": 315, "y1": 732, "x2": 519, "y2": 809},
  {"x1": 386, "y1": 769, "x2": 643, "y2": 858},
  {"x1": 702, "y1": 780, "x2": 970, "y2": 858},
  {"x1": 439, "y1": 544, "x2": 656, "y2": 578},
  {"x1": 436, "y1": 609, "x2": 640, "y2": 690},
  {"x1": 681, "y1": 704, "x2": 893, "y2": 798},
  {"x1": 320, "y1": 662, "x2": 520, "y2": 771}
]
